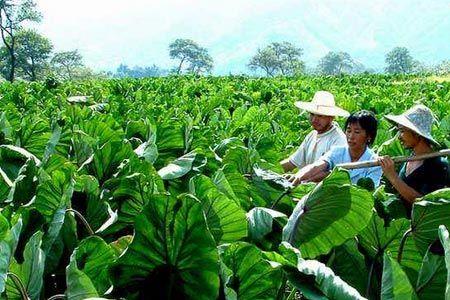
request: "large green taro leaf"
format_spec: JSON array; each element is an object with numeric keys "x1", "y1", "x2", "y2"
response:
[
  {"x1": 80, "y1": 140, "x2": 134, "y2": 185},
  {"x1": 15, "y1": 117, "x2": 51, "y2": 159},
  {"x1": 6, "y1": 231, "x2": 45, "y2": 300},
  {"x1": 267, "y1": 243, "x2": 365, "y2": 300},
  {"x1": 222, "y1": 146, "x2": 259, "y2": 175},
  {"x1": 246, "y1": 207, "x2": 287, "y2": 242},
  {"x1": 381, "y1": 254, "x2": 417, "y2": 300},
  {"x1": 439, "y1": 225, "x2": 450, "y2": 299},
  {"x1": 415, "y1": 244, "x2": 446, "y2": 300},
  {"x1": 213, "y1": 167, "x2": 253, "y2": 211},
  {"x1": 6, "y1": 158, "x2": 38, "y2": 206},
  {"x1": 110, "y1": 194, "x2": 219, "y2": 300},
  {"x1": 34, "y1": 167, "x2": 75, "y2": 222},
  {"x1": 328, "y1": 239, "x2": 369, "y2": 296},
  {"x1": 283, "y1": 169, "x2": 374, "y2": 258},
  {"x1": 66, "y1": 236, "x2": 116, "y2": 300},
  {"x1": 220, "y1": 242, "x2": 284, "y2": 300},
  {"x1": 358, "y1": 214, "x2": 410, "y2": 258},
  {"x1": 189, "y1": 174, "x2": 247, "y2": 244},
  {"x1": 101, "y1": 158, "x2": 163, "y2": 230},
  {"x1": 357, "y1": 214, "x2": 422, "y2": 284},
  {"x1": 158, "y1": 151, "x2": 205, "y2": 180},
  {"x1": 0, "y1": 214, "x2": 22, "y2": 294},
  {"x1": 412, "y1": 188, "x2": 450, "y2": 254},
  {"x1": 0, "y1": 145, "x2": 40, "y2": 181}
]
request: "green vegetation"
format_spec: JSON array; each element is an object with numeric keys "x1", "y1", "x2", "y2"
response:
[{"x1": 0, "y1": 74, "x2": 449, "y2": 299}]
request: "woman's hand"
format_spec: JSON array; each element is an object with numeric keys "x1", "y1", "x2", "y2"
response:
[{"x1": 378, "y1": 156, "x2": 398, "y2": 181}]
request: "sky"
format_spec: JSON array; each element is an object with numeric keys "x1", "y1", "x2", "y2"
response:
[{"x1": 34, "y1": 0, "x2": 450, "y2": 75}]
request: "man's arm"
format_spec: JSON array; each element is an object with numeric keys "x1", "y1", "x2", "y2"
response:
[
  {"x1": 281, "y1": 132, "x2": 314, "y2": 172},
  {"x1": 280, "y1": 158, "x2": 296, "y2": 173}
]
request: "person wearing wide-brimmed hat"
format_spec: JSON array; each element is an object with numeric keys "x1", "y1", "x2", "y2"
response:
[
  {"x1": 378, "y1": 104, "x2": 449, "y2": 215},
  {"x1": 281, "y1": 91, "x2": 349, "y2": 173}
]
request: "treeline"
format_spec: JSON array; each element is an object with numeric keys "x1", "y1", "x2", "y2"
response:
[
  {"x1": 155, "y1": 39, "x2": 450, "y2": 77},
  {"x1": 0, "y1": 0, "x2": 104, "y2": 82},
  {"x1": 0, "y1": 1, "x2": 449, "y2": 82}
]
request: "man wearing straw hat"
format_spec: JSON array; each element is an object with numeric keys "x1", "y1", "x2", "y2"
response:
[
  {"x1": 281, "y1": 91, "x2": 349, "y2": 173},
  {"x1": 378, "y1": 104, "x2": 449, "y2": 215}
]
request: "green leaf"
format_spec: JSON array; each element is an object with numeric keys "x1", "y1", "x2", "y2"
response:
[
  {"x1": 222, "y1": 146, "x2": 259, "y2": 175},
  {"x1": 220, "y1": 242, "x2": 283, "y2": 300},
  {"x1": 111, "y1": 194, "x2": 219, "y2": 299},
  {"x1": 34, "y1": 168, "x2": 74, "y2": 222},
  {"x1": 0, "y1": 215, "x2": 22, "y2": 294},
  {"x1": 6, "y1": 158, "x2": 38, "y2": 206},
  {"x1": 66, "y1": 236, "x2": 116, "y2": 299},
  {"x1": 412, "y1": 188, "x2": 450, "y2": 254},
  {"x1": 66, "y1": 248, "x2": 99, "y2": 300},
  {"x1": 386, "y1": 235, "x2": 423, "y2": 287},
  {"x1": 246, "y1": 207, "x2": 287, "y2": 242},
  {"x1": 0, "y1": 145, "x2": 40, "y2": 181},
  {"x1": 213, "y1": 168, "x2": 252, "y2": 210},
  {"x1": 219, "y1": 260, "x2": 238, "y2": 300},
  {"x1": 328, "y1": 239, "x2": 369, "y2": 296},
  {"x1": 6, "y1": 231, "x2": 45, "y2": 300},
  {"x1": 102, "y1": 168, "x2": 160, "y2": 227},
  {"x1": 16, "y1": 117, "x2": 51, "y2": 159},
  {"x1": 110, "y1": 235, "x2": 132, "y2": 257},
  {"x1": 134, "y1": 141, "x2": 158, "y2": 164},
  {"x1": 213, "y1": 137, "x2": 244, "y2": 158},
  {"x1": 283, "y1": 169, "x2": 374, "y2": 258},
  {"x1": 278, "y1": 243, "x2": 364, "y2": 300},
  {"x1": 438, "y1": 225, "x2": 450, "y2": 299},
  {"x1": 415, "y1": 244, "x2": 446, "y2": 299},
  {"x1": 157, "y1": 151, "x2": 205, "y2": 180},
  {"x1": 42, "y1": 122, "x2": 62, "y2": 164},
  {"x1": 358, "y1": 214, "x2": 410, "y2": 258},
  {"x1": 81, "y1": 140, "x2": 134, "y2": 184},
  {"x1": 381, "y1": 254, "x2": 417, "y2": 300},
  {"x1": 190, "y1": 175, "x2": 247, "y2": 244}
]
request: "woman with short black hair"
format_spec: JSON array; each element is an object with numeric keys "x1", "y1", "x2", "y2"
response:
[{"x1": 287, "y1": 110, "x2": 382, "y2": 186}]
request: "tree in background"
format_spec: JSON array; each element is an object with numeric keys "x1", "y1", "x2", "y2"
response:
[
  {"x1": 248, "y1": 41, "x2": 304, "y2": 76},
  {"x1": 8, "y1": 29, "x2": 52, "y2": 81},
  {"x1": 51, "y1": 50, "x2": 84, "y2": 80},
  {"x1": 115, "y1": 63, "x2": 167, "y2": 78},
  {"x1": 385, "y1": 47, "x2": 414, "y2": 74},
  {"x1": 0, "y1": 0, "x2": 41, "y2": 81},
  {"x1": 169, "y1": 39, "x2": 213, "y2": 75},
  {"x1": 317, "y1": 51, "x2": 355, "y2": 75},
  {"x1": 434, "y1": 60, "x2": 450, "y2": 75}
]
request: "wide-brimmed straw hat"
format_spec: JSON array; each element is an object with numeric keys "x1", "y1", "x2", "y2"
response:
[
  {"x1": 385, "y1": 104, "x2": 439, "y2": 145},
  {"x1": 294, "y1": 91, "x2": 350, "y2": 117}
]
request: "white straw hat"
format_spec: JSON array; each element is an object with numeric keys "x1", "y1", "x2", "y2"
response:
[
  {"x1": 294, "y1": 91, "x2": 350, "y2": 117},
  {"x1": 385, "y1": 104, "x2": 439, "y2": 146}
]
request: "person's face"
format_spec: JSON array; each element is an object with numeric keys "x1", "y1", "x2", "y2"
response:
[
  {"x1": 309, "y1": 113, "x2": 334, "y2": 134},
  {"x1": 345, "y1": 122, "x2": 370, "y2": 150},
  {"x1": 398, "y1": 125, "x2": 420, "y2": 149}
]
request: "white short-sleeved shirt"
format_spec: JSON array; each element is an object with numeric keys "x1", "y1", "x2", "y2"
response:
[
  {"x1": 321, "y1": 146, "x2": 382, "y2": 187},
  {"x1": 289, "y1": 122, "x2": 347, "y2": 169}
]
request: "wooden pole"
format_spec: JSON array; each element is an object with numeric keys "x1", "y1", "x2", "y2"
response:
[{"x1": 336, "y1": 149, "x2": 450, "y2": 170}]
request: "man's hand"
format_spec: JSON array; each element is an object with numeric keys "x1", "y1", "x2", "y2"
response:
[{"x1": 285, "y1": 169, "x2": 308, "y2": 186}]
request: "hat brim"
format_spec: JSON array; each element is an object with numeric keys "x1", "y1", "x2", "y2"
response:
[
  {"x1": 385, "y1": 114, "x2": 440, "y2": 146},
  {"x1": 294, "y1": 101, "x2": 350, "y2": 117}
]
